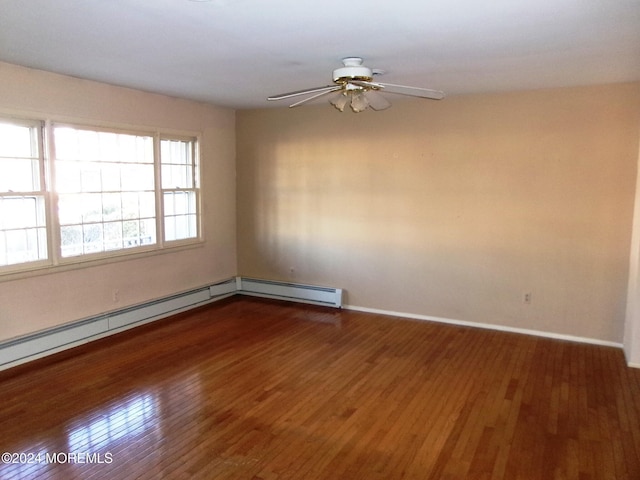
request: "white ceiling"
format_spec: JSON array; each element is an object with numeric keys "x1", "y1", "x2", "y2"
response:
[{"x1": 1, "y1": 0, "x2": 639, "y2": 109}]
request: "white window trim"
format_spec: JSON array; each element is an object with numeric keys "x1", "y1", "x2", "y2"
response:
[{"x1": 158, "y1": 133, "x2": 203, "y2": 247}]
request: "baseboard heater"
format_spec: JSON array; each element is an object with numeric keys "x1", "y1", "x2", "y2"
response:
[
  {"x1": 0, "y1": 277, "x2": 340, "y2": 371},
  {"x1": 236, "y1": 277, "x2": 343, "y2": 308},
  {"x1": 0, "y1": 279, "x2": 236, "y2": 372}
]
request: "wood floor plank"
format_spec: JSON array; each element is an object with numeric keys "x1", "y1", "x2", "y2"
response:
[{"x1": 1, "y1": 297, "x2": 640, "y2": 479}]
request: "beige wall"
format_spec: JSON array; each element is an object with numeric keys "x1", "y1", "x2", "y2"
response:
[
  {"x1": 237, "y1": 83, "x2": 640, "y2": 343},
  {"x1": 0, "y1": 62, "x2": 237, "y2": 342}
]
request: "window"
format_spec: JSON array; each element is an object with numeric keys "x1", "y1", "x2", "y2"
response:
[
  {"x1": 54, "y1": 126, "x2": 157, "y2": 257},
  {"x1": 0, "y1": 117, "x2": 202, "y2": 275},
  {"x1": 160, "y1": 137, "x2": 200, "y2": 242},
  {"x1": 0, "y1": 120, "x2": 48, "y2": 268}
]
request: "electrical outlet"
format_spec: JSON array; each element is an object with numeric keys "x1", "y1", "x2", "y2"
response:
[
  {"x1": 523, "y1": 292, "x2": 532, "y2": 304},
  {"x1": 112, "y1": 289, "x2": 120, "y2": 303}
]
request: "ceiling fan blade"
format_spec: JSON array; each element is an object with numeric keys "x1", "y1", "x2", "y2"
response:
[
  {"x1": 376, "y1": 82, "x2": 446, "y2": 100},
  {"x1": 288, "y1": 86, "x2": 343, "y2": 108},
  {"x1": 268, "y1": 85, "x2": 338, "y2": 101},
  {"x1": 364, "y1": 90, "x2": 391, "y2": 111}
]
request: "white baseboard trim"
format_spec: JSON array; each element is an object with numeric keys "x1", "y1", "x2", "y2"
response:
[
  {"x1": 344, "y1": 304, "x2": 624, "y2": 349},
  {"x1": 626, "y1": 361, "x2": 640, "y2": 369}
]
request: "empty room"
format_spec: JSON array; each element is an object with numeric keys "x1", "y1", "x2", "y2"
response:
[{"x1": 1, "y1": 1, "x2": 640, "y2": 479}]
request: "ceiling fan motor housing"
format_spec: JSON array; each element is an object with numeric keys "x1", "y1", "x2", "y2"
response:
[{"x1": 332, "y1": 57, "x2": 373, "y2": 83}]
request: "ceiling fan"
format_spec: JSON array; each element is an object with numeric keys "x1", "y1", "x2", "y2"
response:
[{"x1": 267, "y1": 57, "x2": 445, "y2": 112}]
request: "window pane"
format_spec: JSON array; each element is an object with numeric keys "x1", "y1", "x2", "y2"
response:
[
  {"x1": 186, "y1": 215, "x2": 197, "y2": 238},
  {"x1": 163, "y1": 189, "x2": 197, "y2": 242},
  {"x1": 0, "y1": 194, "x2": 48, "y2": 267},
  {"x1": 53, "y1": 127, "x2": 79, "y2": 160},
  {"x1": 80, "y1": 165, "x2": 102, "y2": 192},
  {"x1": 160, "y1": 139, "x2": 194, "y2": 189},
  {"x1": 104, "y1": 221, "x2": 123, "y2": 251},
  {"x1": 0, "y1": 227, "x2": 48, "y2": 267},
  {"x1": 123, "y1": 220, "x2": 139, "y2": 246},
  {"x1": 139, "y1": 192, "x2": 155, "y2": 218},
  {"x1": 55, "y1": 161, "x2": 82, "y2": 193},
  {"x1": 54, "y1": 125, "x2": 157, "y2": 259},
  {"x1": 165, "y1": 214, "x2": 197, "y2": 242},
  {"x1": 122, "y1": 192, "x2": 141, "y2": 220},
  {"x1": 0, "y1": 123, "x2": 38, "y2": 158},
  {"x1": 161, "y1": 164, "x2": 194, "y2": 189},
  {"x1": 102, "y1": 193, "x2": 123, "y2": 221},
  {"x1": 58, "y1": 194, "x2": 82, "y2": 224},
  {"x1": 101, "y1": 163, "x2": 122, "y2": 191},
  {"x1": 163, "y1": 191, "x2": 196, "y2": 216},
  {"x1": 61, "y1": 225, "x2": 83, "y2": 257},
  {"x1": 83, "y1": 223, "x2": 104, "y2": 253},
  {"x1": 164, "y1": 216, "x2": 176, "y2": 242},
  {"x1": 81, "y1": 193, "x2": 103, "y2": 223},
  {"x1": 140, "y1": 218, "x2": 156, "y2": 245},
  {"x1": 0, "y1": 228, "x2": 47, "y2": 266},
  {"x1": 121, "y1": 164, "x2": 154, "y2": 190},
  {"x1": 37, "y1": 227, "x2": 47, "y2": 259},
  {"x1": 0, "y1": 122, "x2": 41, "y2": 193},
  {"x1": 0, "y1": 196, "x2": 45, "y2": 229},
  {"x1": 0, "y1": 158, "x2": 40, "y2": 192}
]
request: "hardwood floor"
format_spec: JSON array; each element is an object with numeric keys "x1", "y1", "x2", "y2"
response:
[{"x1": 1, "y1": 297, "x2": 639, "y2": 479}]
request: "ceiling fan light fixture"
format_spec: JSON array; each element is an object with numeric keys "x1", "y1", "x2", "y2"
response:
[
  {"x1": 330, "y1": 92, "x2": 349, "y2": 112},
  {"x1": 350, "y1": 90, "x2": 369, "y2": 113}
]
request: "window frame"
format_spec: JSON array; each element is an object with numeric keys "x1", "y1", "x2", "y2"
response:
[
  {"x1": 0, "y1": 118, "x2": 51, "y2": 274},
  {"x1": 0, "y1": 115, "x2": 204, "y2": 279},
  {"x1": 159, "y1": 134, "x2": 202, "y2": 246}
]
